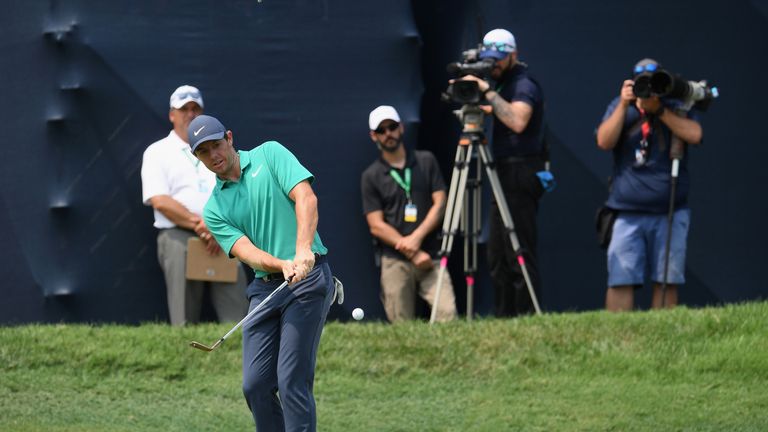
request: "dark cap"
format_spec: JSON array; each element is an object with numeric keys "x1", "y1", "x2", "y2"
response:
[{"x1": 187, "y1": 115, "x2": 226, "y2": 152}]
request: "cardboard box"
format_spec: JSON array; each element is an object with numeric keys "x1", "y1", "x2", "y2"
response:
[{"x1": 185, "y1": 238, "x2": 239, "y2": 283}]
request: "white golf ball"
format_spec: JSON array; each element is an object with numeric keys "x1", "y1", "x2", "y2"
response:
[{"x1": 352, "y1": 308, "x2": 364, "y2": 321}]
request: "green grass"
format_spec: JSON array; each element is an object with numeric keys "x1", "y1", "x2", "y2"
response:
[{"x1": 1, "y1": 302, "x2": 767, "y2": 431}]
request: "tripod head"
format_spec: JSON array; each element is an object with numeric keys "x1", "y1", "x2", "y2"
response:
[{"x1": 453, "y1": 104, "x2": 487, "y2": 139}]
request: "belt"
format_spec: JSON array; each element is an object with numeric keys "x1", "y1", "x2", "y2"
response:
[{"x1": 261, "y1": 254, "x2": 326, "y2": 282}]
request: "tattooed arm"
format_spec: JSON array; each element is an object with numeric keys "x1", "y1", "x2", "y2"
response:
[
  {"x1": 457, "y1": 74, "x2": 533, "y2": 134},
  {"x1": 484, "y1": 90, "x2": 533, "y2": 134}
]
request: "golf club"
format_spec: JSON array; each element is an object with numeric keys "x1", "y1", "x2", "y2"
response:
[
  {"x1": 190, "y1": 278, "x2": 291, "y2": 352},
  {"x1": 332, "y1": 276, "x2": 344, "y2": 305},
  {"x1": 190, "y1": 274, "x2": 344, "y2": 352}
]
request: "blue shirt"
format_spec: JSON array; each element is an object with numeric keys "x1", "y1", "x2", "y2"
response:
[
  {"x1": 600, "y1": 97, "x2": 701, "y2": 213},
  {"x1": 491, "y1": 64, "x2": 545, "y2": 159}
]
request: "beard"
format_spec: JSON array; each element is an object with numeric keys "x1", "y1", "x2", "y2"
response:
[
  {"x1": 378, "y1": 136, "x2": 402, "y2": 153},
  {"x1": 490, "y1": 65, "x2": 504, "y2": 80}
]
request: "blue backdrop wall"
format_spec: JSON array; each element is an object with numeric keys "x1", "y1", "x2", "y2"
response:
[{"x1": 1, "y1": 0, "x2": 766, "y2": 324}]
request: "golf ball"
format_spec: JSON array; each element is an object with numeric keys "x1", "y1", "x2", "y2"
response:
[{"x1": 352, "y1": 307, "x2": 364, "y2": 321}]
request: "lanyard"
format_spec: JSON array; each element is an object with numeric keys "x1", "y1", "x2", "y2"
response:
[
  {"x1": 639, "y1": 109, "x2": 652, "y2": 142},
  {"x1": 389, "y1": 168, "x2": 411, "y2": 201},
  {"x1": 633, "y1": 109, "x2": 653, "y2": 166}
]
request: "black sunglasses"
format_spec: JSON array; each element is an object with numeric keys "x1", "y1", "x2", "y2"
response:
[{"x1": 374, "y1": 122, "x2": 400, "y2": 134}]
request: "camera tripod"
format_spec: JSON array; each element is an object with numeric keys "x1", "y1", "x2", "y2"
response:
[{"x1": 429, "y1": 104, "x2": 542, "y2": 324}]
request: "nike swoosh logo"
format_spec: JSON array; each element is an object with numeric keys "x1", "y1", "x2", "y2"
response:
[
  {"x1": 251, "y1": 164, "x2": 263, "y2": 178},
  {"x1": 193, "y1": 125, "x2": 205, "y2": 136}
]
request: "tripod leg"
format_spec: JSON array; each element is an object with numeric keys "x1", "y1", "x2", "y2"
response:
[
  {"x1": 439, "y1": 146, "x2": 464, "y2": 252},
  {"x1": 439, "y1": 145, "x2": 472, "y2": 256},
  {"x1": 429, "y1": 257, "x2": 450, "y2": 323},
  {"x1": 464, "y1": 155, "x2": 482, "y2": 321},
  {"x1": 477, "y1": 145, "x2": 542, "y2": 315},
  {"x1": 431, "y1": 143, "x2": 474, "y2": 324}
]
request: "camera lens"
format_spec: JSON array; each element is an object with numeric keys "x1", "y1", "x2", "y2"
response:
[{"x1": 633, "y1": 75, "x2": 652, "y2": 98}]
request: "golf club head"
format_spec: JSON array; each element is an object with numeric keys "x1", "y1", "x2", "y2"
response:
[
  {"x1": 333, "y1": 276, "x2": 344, "y2": 305},
  {"x1": 189, "y1": 341, "x2": 214, "y2": 352}
]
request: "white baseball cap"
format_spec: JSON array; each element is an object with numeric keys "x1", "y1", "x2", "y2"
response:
[
  {"x1": 368, "y1": 105, "x2": 401, "y2": 130},
  {"x1": 479, "y1": 29, "x2": 517, "y2": 60},
  {"x1": 169, "y1": 85, "x2": 204, "y2": 109}
]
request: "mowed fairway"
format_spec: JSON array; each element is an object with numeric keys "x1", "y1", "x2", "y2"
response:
[{"x1": 1, "y1": 302, "x2": 767, "y2": 431}]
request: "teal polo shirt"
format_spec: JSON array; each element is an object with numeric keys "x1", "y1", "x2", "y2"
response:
[{"x1": 203, "y1": 141, "x2": 327, "y2": 278}]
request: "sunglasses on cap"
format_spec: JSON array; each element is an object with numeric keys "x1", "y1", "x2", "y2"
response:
[
  {"x1": 634, "y1": 63, "x2": 658, "y2": 75},
  {"x1": 374, "y1": 122, "x2": 400, "y2": 134},
  {"x1": 483, "y1": 41, "x2": 513, "y2": 52},
  {"x1": 173, "y1": 90, "x2": 201, "y2": 100}
]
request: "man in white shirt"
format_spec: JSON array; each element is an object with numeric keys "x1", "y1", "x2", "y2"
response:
[{"x1": 141, "y1": 85, "x2": 247, "y2": 326}]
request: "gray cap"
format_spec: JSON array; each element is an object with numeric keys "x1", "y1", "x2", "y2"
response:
[{"x1": 187, "y1": 115, "x2": 226, "y2": 152}]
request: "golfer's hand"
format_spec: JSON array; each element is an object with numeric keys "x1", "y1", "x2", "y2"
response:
[
  {"x1": 395, "y1": 234, "x2": 422, "y2": 258},
  {"x1": 292, "y1": 249, "x2": 315, "y2": 283},
  {"x1": 411, "y1": 250, "x2": 433, "y2": 271},
  {"x1": 280, "y1": 260, "x2": 297, "y2": 283}
]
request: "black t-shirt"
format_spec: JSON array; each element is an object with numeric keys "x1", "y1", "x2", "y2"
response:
[
  {"x1": 360, "y1": 150, "x2": 447, "y2": 259},
  {"x1": 491, "y1": 63, "x2": 545, "y2": 159}
]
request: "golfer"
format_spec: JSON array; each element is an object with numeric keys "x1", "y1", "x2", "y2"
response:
[{"x1": 189, "y1": 114, "x2": 334, "y2": 432}]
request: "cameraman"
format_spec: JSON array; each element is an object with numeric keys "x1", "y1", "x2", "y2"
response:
[
  {"x1": 596, "y1": 58, "x2": 702, "y2": 311},
  {"x1": 458, "y1": 29, "x2": 546, "y2": 317}
]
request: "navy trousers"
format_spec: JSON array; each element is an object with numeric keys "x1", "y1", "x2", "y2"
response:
[{"x1": 241, "y1": 258, "x2": 334, "y2": 432}]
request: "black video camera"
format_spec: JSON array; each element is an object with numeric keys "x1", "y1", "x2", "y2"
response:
[
  {"x1": 633, "y1": 69, "x2": 719, "y2": 111},
  {"x1": 443, "y1": 48, "x2": 496, "y2": 104}
]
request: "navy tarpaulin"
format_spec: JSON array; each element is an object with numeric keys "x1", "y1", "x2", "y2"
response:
[{"x1": 1, "y1": 0, "x2": 766, "y2": 323}]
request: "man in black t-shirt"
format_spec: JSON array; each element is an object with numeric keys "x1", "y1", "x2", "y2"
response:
[
  {"x1": 459, "y1": 29, "x2": 547, "y2": 317},
  {"x1": 360, "y1": 105, "x2": 457, "y2": 322}
]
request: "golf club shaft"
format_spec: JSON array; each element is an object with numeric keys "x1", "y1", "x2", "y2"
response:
[{"x1": 222, "y1": 279, "x2": 291, "y2": 343}]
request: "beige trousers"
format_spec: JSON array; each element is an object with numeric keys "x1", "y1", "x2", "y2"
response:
[{"x1": 380, "y1": 255, "x2": 457, "y2": 323}]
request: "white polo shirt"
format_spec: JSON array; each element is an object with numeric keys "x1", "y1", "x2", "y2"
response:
[{"x1": 141, "y1": 130, "x2": 217, "y2": 229}]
